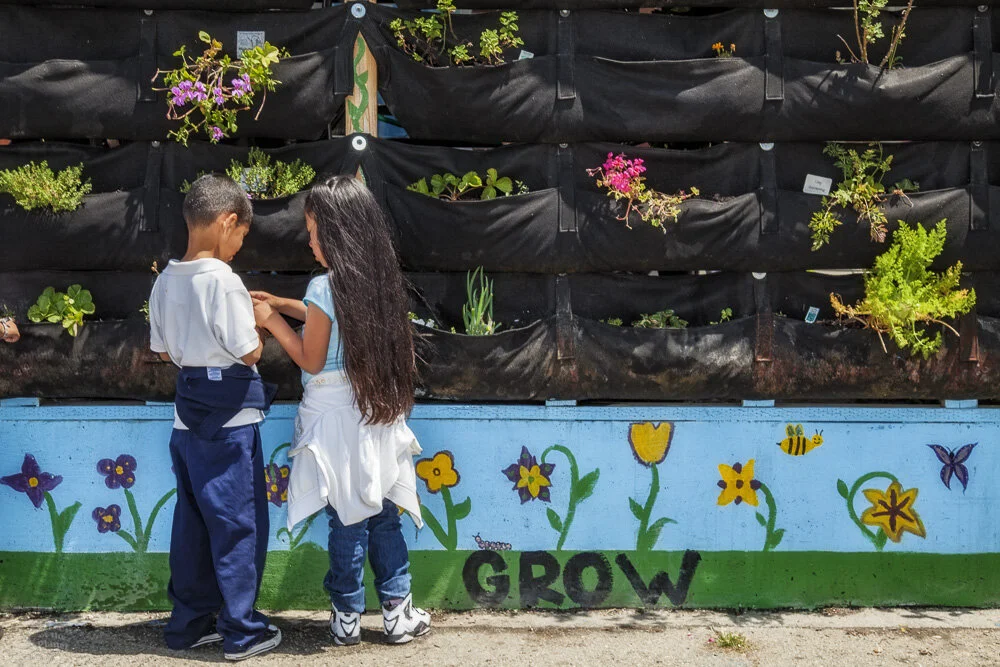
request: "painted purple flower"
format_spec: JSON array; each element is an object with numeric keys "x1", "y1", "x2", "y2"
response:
[
  {"x1": 97, "y1": 455, "x2": 137, "y2": 489},
  {"x1": 210, "y1": 126, "x2": 224, "y2": 141},
  {"x1": 92, "y1": 505, "x2": 121, "y2": 533},
  {"x1": 1, "y1": 454, "x2": 62, "y2": 509},
  {"x1": 502, "y1": 446, "x2": 555, "y2": 504},
  {"x1": 264, "y1": 463, "x2": 289, "y2": 507}
]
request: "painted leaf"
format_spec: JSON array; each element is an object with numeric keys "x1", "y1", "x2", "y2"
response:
[
  {"x1": 873, "y1": 529, "x2": 888, "y2": 550},
  {"x1": 629, "y1": 497, "x2": 643, "y2": 519},
  {"x1": 645, "y1": 516, "x2": 676, "y2": 550},
  {"x1": 755, "y1": 512, "x2": 767, "y2": 527},
  {"x1": 769, "y1": 528, "x2": 785, "y2": 549},
  {"x1": 452, "y1": 496, "x2": 472, "y2": 521},
  {"x1": 547, "y1": 507, "x2": 563, "y2": 533},
  {"x1": 575, "y1": 469, "x2": 600, "y2": 501},
  {"x1": 836, "y1": 479, "x2": 849, "y2": 499}
]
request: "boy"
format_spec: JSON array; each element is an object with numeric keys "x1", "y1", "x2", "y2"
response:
[{"x1": 149, "y1": 174, "x2": 281, "y2": 661}]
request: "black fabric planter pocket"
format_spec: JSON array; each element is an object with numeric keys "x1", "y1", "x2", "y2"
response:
[
  {"x1": 571, "y1": 56, "x2": 767, "y2": 142},
  {"x1": 572, "y1": 317, "x2": 757, "y2": 401},
  {"x1": 574, "y1": 192, "x2": 760, "y2": 272},
  {"x1": 374, "y1": 47, "x2": 558, "y2": 143},
  {"x1": 756, "y1": 316, "x2": 1000, "y2": 401},
  {"x1": 775, "y1": 56, "x2": 989, "y2": 141},
  {"x1": 413, "y1": 319, "x2": 557, "y2": 401},
  {"x1": 0, "y1": 190, "x2": 172, "y2": 271},
  {"x1": 0, "y1": 270, "x2": 155, "y2": 320},
  {"x1": 385, "y1": 185, "x2": 562, "y2": 273},
  {"x1": 0, "y1": 0, "x2": 314, "y2": 8}
]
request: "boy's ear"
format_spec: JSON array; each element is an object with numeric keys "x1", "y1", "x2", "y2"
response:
[{"x1": 221, "y1": 212, "x2": 239, "y2": 232}]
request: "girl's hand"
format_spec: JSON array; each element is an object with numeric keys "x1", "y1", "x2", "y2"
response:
[
  {"x1": 253, "y1": 301, "x2": 278, "y2": 328},
  {"x1": 250, "y1": 291, "x2": 283, "y2": 310}
]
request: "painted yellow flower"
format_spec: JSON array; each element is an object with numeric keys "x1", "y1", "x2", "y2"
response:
[
  {"x1": 628, "y1": 422, "x2": 673, "y2": 467},
  {"x1": 861, "y1": 481, "x2": 926, "y2": 543},
  {"x1": 717, "y1": 460, "x2": 761, "y2": 506},
  {"x1": 415, "y1": 451, "x2": 460, "y2": 494}
]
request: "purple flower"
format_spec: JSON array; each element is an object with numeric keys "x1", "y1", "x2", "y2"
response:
[
  {"x1": 92, "y1": 505, "x2": 121, "y2": 533},
  {"x1": 1, "y1": 454, "x2": 62, "y2": 509},
  {"x1": 264, "y1": 463, "x2": 290, "y2": 507},
  {"x1": 210, "y1": 126, "x2": 224, "y2": 141},
  {"x1": 97, "y1": 454, "x2": 137, "y2": 489},
  {"x1": 502, "y1": 446, "x2": 555, "y2": 504}
]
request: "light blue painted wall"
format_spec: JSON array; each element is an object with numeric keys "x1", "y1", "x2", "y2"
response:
[{"x1": 1, "y1": 404, "x2": 996, "y2": 555}]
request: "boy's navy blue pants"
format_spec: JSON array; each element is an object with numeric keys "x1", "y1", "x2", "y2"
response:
[{"x1": 164, "y1": 423, "x2": 270, "y2": 653}]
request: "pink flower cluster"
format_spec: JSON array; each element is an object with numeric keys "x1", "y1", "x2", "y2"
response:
[
  {"x1": 600, "y1": 152, "x2": 646, "y2": 195},
  {"x1": 169, "y1": 80, "x2": 208, "y2": 106},
  {"x1": 231, "y1": 73, "x2": 252, "y2": 98}
]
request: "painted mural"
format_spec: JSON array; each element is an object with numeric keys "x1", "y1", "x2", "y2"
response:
[{"x1": 1, "y1": 404, "x2": 998, "y2": 611}]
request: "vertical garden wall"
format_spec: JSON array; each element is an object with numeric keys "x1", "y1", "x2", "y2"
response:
[{"x1": 1, "y1": 0, "x2": 1000, "y2": 610}]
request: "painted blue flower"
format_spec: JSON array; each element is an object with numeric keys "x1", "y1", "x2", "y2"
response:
[
  {"x1": 97, "y1": 455, "x2": 137, "y2": 489},
  {"x1": 1, "y1": 454, "x2": 62, "y2": 509}
]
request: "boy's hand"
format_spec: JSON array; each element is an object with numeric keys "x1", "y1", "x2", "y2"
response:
[
  {"x1": 253, "y1": 301, "x2": 277, "y2": 328},
  {"x1": 250, "y1": 291, "x2": 283, "y2": 309}
]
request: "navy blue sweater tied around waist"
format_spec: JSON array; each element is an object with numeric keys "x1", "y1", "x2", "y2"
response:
[{"x1": 175, "y1": 365, "x2": 278, "y2": 440}]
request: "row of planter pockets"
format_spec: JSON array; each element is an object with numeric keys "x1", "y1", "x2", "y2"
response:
[
  {"x1": 1, "y1": 0, "x2": 313, "y2": 8},
  {"x1": 2, "y1": 271, "x2": 997, "y2": 401},
  {"x1": 362, "y1": 5, "x2": 1000, "y2": 142},
  {"x1": 394, "y1": 0, "x2": 989, "y2": 9},
  {"x1": 0, "y1": 5, "x2": 359, "y2": 139},
  {"x1": 6, "y1": 137, "x2": 1000, "y2": 273}
]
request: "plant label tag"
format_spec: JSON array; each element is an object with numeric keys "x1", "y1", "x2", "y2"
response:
[
  {"x1": 207, "y1": 367, "x2": 223, "y2": 382},
  {"x1": 518, "y1": 50, "x2": 535, "y2": 60},
  {"x1": 805, "y1": 306, "x2": 820, "y2": 324},
  {"x1": 803, "y1": 174, "x2": 833, "y2": 196},
  {"x1": 237, "y1": 31, "x2": 265, "y2": 58}
]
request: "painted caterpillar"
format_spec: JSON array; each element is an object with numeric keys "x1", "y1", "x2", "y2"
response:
[{"x1": 474, "y1": 533, "x2": 512, "y2": 551}]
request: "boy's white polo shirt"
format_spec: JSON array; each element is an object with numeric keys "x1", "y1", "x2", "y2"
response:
[{"x1": 149, "y1": 258, "x2": 264, "y2": 431}]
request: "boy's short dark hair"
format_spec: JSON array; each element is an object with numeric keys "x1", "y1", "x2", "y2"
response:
[{"x1": 182, "y1": 174, "x2": 253, "y2": 228}]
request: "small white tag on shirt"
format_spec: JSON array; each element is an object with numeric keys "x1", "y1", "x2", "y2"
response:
[
  {"x1": 207, "y1": 367, "x2": 223, "y2": 381},
  {"x1": 803, "y1": 174, "x2": 833, "y2": 196},
  {"x1": 805, "y1": 306, "x2": 820, "y2": 324},
  {"x1": 518, "y1": 49, "x2": 535, "y2": 60},
  {"x1": 237, "y1": 31, "x2": 265, "y2": 58}
]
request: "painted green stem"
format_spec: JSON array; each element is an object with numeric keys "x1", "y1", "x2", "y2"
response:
[
  {"x1": 845, "y1": 471, "x2": 899, "y2": 551},
  {"x1": 124, "y1": 489, "x2": 144, "y2": 549},
  {"x1": 116, "y1": 529, "x2": 139, "y2": 551},
  {"x1": 420, "y1": 506, "x2": 448, "y2": 549},
  {"x1": 758, "y1": 483, "x2": 781, "y2": 552},
  {"x1": 420, "y1": 487, "x2": 460, "y2": 550},
  {"x1": 633, "y1": 464, "x2": 676, "y2": 552},
  {"x1": 142, "y1": 489, "x2": 177, "y2": 552},
  {"x1": 542, "y1": 445, "x2": 600, "y2": 552},
  {"x1": 269, "y1": 443, "x2": 292, "y2": 465},
  {"x1": 288, "y1": 512, "x2": 319, "y2": 550},
  {"x1": 43, "y1": 492, "x2": 81, "y2": 554},
  {"x1": 120, "y1": 488, "x2": 177, "y2": 554}
]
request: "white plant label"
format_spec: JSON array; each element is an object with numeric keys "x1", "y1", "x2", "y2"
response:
[
  {"x1": 518, "y1": 50, "x2": 535, "y2": 60},
  {"x1": 805, "y1": 306, "x2": 820, "y2": 324},
  {"x1": 237, "y1": 31, "x2": 265, "y2": 58},
  {"x1": 803, "y1": 174, "x2": 833, "y2": 196}
]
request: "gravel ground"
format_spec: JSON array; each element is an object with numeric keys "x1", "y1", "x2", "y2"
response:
[{"x1": 2, "y1": 607, "x2": 999, "y2": 666}]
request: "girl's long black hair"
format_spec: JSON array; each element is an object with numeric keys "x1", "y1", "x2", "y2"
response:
[{"x1": 304, "y1": 175, "x2": 414, "y2": 424}]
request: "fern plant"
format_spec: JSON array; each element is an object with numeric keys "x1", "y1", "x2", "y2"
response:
[
  {"x1": 830, "y1": 220, "x2": 975, "y2": 359},
  {"x1": 0, "y1": 161, "x2": 92, "y2": 213},
  {"x1": 462, "y1": 267, "x2": 499, "y2": 335},
  {"x1": 809, "y1": 143, "x2": 918, "y2": 250}
]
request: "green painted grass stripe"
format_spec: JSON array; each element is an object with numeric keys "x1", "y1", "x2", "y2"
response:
[{"x1": 1, "y1": 550, "x2": 997, "y2": 611}]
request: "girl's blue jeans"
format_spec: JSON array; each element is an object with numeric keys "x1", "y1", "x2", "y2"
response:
[{"x1": 324, "y1": 498, "x2": 411, "y2": 613}]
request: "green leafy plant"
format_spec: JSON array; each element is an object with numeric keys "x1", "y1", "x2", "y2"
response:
[
  {"x1": 710, "y1": 308, "x2": 734, "y2": 325},
  {"x1": 389, "y1": 0, "x2": 524, "y2": 67},
  {"x1": 153, "y1": 31, "x2": 289, "y2": 145},
  {"x1": 0, "y1": 161, "x2": 92, "y2": 213},
  {"x1": 0, "y1": 303, "x2": 13, "y2": 319},
  {"x1": 462, "y1": 267, "x2": 499, "y2": 335},
  {"x1": 140, "y1": 301, "x2": 150, "y2": 324},
  {"x1": 809, "y1": 142, "x2": 918, "y2": 250},
  {"x1": 830, "y1": 220, "x2": 975, "y2": 359},
  {"x1": 633, "y1": 308, "x2": 688, "y2": 329},
  {"x1": 601, "y1": 317, "x2": 623, "y2": 326},
  {"x1": 713, "y1": 631, "x2": 752, "y2": 652},
  {"x1": 837, "y1": 0, "x2": 915, "y2": 69},
  {"x1": 407, "y1": 169, "x2": 528, "y2": 201},
  {"x1": 181, "y1": 148, "x2": 315, "y2": 200},
  {"x1": 27, "y1": 285, "x2": 95, "y2": 337}
]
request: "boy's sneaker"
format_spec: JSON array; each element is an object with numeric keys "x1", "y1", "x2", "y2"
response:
[
  {"x1": 329, "y1": 606, "x2": 361, "y2": 646},
  {"x1": 189, "y1": 631, "x2": 223, "y2": 648},
  {"x1": 223, "y1": 625, "x2": 281, "y2": 661},
  {"x1": 382, "y1": 594, "x2": 431, "y2": 645}
]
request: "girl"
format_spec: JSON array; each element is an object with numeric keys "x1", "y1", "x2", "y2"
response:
[{"x1": 251, "y1": 176, "x2": 430, "y2": 646}]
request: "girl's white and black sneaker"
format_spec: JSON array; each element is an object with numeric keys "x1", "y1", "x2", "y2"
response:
[
  {"x1": 382, "y1": 594, "x2": 431, "y2": 645},
  {"x1": 329, "y1": 606, "x2": 361, "y2": 646},
  {"x1": 223, "y1": 625, "x2": 282, "y2": 661}
]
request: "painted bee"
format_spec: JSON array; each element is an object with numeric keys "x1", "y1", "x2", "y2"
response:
[{"x1": 778, "y1": 424, "x2": 823, "y2": 456}]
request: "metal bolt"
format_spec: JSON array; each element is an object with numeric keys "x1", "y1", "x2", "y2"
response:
[
  {"x1": 151, "y1": 140, "x2": 160, "y2": 148},
  {"x1": 759, "y1": 142, "x2": 774, "y2": 151},
  {"x1": 144, "y1": 9, "x2": 153, "y2": 15},
  {"x1": 558, "y1": 143, "x2": 568, "y2": 148},
  {"x1": 352, "y1": 135, "x2": 368, "y2": 151},
  {"x1": 763, "y1": 8, "x2": 779, "y2": 18},
  {"x1": 973, "y1": 140, "x2": 983, "y2": 147},
  {"x1": 351, "y1": 3, "x2": 367, "y2": 18},
  {"x1": 560, "y1": 9, "x2": 570, "y2": 17},
  {"x1": 752, "y1": 272, "x2": 767, "y2": 280}
]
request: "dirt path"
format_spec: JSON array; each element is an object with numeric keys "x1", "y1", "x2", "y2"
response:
[{"x1": 3, "y1": 607, "x2": 999, "y2": 666}]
